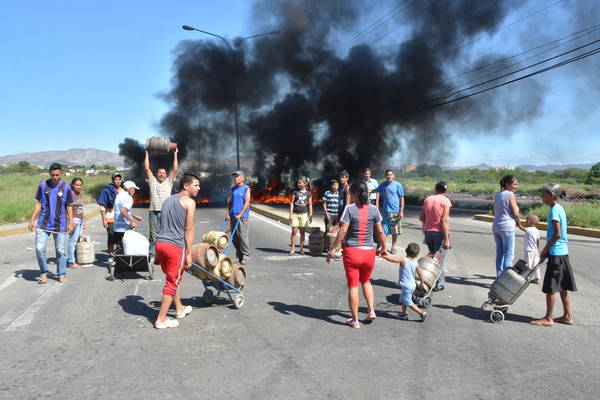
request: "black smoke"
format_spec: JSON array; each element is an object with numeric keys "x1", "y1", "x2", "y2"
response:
[{"x1": 119, "y1": 0, "x2": 597, "y2": 182}]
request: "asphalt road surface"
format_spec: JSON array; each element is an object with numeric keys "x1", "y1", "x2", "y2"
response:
[{"x1": 0, "y1": 204, "x2": 599, "y2": 400}]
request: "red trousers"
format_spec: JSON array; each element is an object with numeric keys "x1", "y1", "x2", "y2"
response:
[
  {"x1": 156, "y1": 241, "x2": 185, "y2": 296},
  {"x1": 342, "y1": 247, "x2": 376, "y2": 288}
]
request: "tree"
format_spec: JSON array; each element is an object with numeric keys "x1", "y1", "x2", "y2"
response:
[{"x1": 585, "y1": 162, "x2": 600, "y2": 185}]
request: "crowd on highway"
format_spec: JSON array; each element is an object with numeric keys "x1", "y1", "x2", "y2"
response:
[{"x1": 27, "y1": 153, "x2": 577, "y2": 329}]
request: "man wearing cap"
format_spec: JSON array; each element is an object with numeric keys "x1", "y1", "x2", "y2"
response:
[
  {"x1": 113, "y1": 181, "x2": 143, "y2": 247},
  {"x1": 98, "y1": 173, "x2": 123, "y2": 262},
  {"x1": 144, "y1": 148, "x2": 179, "y2": 263},
  {"x1": 226, "y1": 170, "x2": 251, "y2": 265}
]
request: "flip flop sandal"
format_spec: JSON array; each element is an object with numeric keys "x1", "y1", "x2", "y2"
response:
[
  {"x1": 364, "y1": 312, "x2": 376, "y2": 323},
  {"x1": 154, "y1": 318, "x2": 179, "y2": 329},
  {"x1": 346, "y1": 318, "x2": 360, "y2": 328},
  {"x1": 36, "y1": 276, "x2": 47, "y2": 284}
]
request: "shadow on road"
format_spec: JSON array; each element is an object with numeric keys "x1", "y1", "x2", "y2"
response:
[
  {"x1": 371, "y1": 279, "x2": 398, "y2": 289},
  {"x1": 14, "y1": 269, "x2": 40, "y2": 282},
  {"x1": 269, "y1": 301, "x2": 347, "y2": 325},
  {"x1": 445, "y1": 274, "x2": 493, "y2": 289},
  {"x1": 118, "y1": 295, "x2": 156, "y2": 323},
  {"x1": 433, "y1": 303, "x2": 533, "y2": 324},
  {"x1": 255, "y1": 247, "x2": 290, "y2": 254}
]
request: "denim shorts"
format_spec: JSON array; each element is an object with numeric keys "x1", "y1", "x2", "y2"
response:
[{"x1": 400, "y1": 286, "x2": 415, "y2": 306}]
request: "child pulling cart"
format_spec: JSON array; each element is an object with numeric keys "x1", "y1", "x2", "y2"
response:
[{"x1": 412, "y1": 247, "x2": 451, "y2": 308}]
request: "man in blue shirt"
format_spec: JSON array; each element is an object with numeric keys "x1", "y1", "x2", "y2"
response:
[
  {"x1": 28, "y1": 163, "x2": 75, "y2": 284},
  {"x1": 376, "y1": 169, "x2": 405, "y2": 253},
  {"x1": 363, "y1": 168, "x2": 379, "y2": 206},
  {"x1": 227, "y1": 170, "x2": 251, "y2": 265}
]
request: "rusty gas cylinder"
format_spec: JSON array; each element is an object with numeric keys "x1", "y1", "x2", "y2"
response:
[{"x1": 146, "y1": 137, "x2": 177, "y2": 154}]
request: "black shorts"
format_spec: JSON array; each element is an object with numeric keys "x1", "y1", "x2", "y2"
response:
[
  {"x1": 106, "y1": 222, "x2": 118, "y2": 246},
  {"x1": 542, "y1": 254, "x2": 577, "y2": 294}
]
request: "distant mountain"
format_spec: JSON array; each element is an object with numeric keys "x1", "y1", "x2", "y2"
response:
[
  {"x1": 448, "y1": 163, "x2": 593, "y2": 172},
  {"x1": 0, "y1": 149, "x2": 125, "y2": 167}
]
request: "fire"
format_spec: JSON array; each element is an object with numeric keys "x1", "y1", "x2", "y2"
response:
[
  {"x1": 196, "y1": 198, "x2": 210, "y2": 204},
  {"x1": 250, "y1": 179, "x2": 322, "y2": 204}
]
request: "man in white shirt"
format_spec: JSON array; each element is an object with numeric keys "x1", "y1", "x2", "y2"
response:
[
  {"x1": 363, "y1": 168, "x2": 379, "y2": 207},
  {"x1": 114, "y1": 181, "x2": 143, "y2": 248},
  {"x1": 144, "y1": 148, "x2": 178, "y2": 261}
]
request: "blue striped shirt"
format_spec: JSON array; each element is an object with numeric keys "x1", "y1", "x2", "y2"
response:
[
  {"x1": 35, "y1": 179, "x2": 75, "y2": 233},
  {"x1": 322, "y1": 190, "x2": 340, "y2": 215}
]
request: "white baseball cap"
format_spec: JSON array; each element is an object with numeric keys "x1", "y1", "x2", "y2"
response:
[{"x1": 123, "y1": 181, "x2": 140, "y2": 190}]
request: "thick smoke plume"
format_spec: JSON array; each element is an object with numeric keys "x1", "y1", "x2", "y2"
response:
[{"x1": 119, "y1": 0, "x2": 597, "y2": 183}]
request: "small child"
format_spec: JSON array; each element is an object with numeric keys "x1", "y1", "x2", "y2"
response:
[
  {"x1": 382, "y1": 242, "x2": 428, "y2": 321},
  {"x1": 524, "y1": 214, "x2": 541, "y2": 284}
]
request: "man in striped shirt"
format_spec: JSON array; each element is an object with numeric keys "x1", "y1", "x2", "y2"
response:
[
  {"x1": 28, "y1": 163, "x2": 75, "y2": 284},
  {"x1": 322, "y1": 179, "x2": 340, "y2": 233}
]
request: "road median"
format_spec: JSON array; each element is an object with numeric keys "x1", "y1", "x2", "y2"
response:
[{"x1": 473, "y1": 214, "x2": 600, "y2": 239}]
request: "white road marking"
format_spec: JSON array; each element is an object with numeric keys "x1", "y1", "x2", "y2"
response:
[
  {"x1": 263, "y1": 255, "x2": 311, "y2": 262},
  {"x1": 0, "y1": 275, "x2": 19, "y2": 294},
  {"x1": 4, "y1": 284, "x2": 64, "y2": 332},
  {"x1": 133, "y1": 280, "x2": 141, "y2": 296}
]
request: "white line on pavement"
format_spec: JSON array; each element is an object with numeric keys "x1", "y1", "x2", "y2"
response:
[
  {"x1": 4, "y1": 284, "x2": 64, "y2": 332},
  {"x1": 0, "y1": 275, "x2": 19, "y2": 294}
]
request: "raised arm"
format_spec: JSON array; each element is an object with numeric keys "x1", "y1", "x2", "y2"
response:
[
  {"x1": 170, "y1": 147, "x2": 179, "y2": 180},
  {"x1": 143, "y1": 150, "x2": 153, "y2": 180}
]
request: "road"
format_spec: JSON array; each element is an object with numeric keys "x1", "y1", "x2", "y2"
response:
[{"x1": 0, "y1": 204, "x2": 599, "y2": 400}]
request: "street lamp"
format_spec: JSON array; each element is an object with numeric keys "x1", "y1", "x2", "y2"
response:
[{"x1": 182, "y1": 25, "x2": 280, "y2": 170}]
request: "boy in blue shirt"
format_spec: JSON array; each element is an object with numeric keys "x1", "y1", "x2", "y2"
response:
[
  {"x1": 382, "y1": 243, "x2": 428, "y2": 321},
  {"x1": 531, "y1": 183, "x2": 577, "y2": 327},
  {"x1": 376, "y1": 169, "x2": 405, "y2": 253}
]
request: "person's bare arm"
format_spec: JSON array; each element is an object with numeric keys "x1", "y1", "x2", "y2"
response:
[
  {"x1": 375, "y1": 222, "x2": 386, "y2": 253},
  {"x1": 326, "y1": 222, "x2": 348, "y2": 263},
  {"x1": 382, "y1": 254, "x2": 404, "y2": 263},
  {"x1": 289, "y1": 194, "x2": 295, "y2": 219},
  {"x1": 441, "y1": 205, "x2": 450, "y2": 249},
  {"x1": 322, "y1": 200, "x2": 329, "y2": 219},
  {"x1": 170, "y1": 147, "x2": 179, "y2": 180},
  {"x1": 120, "y1": 207, "x2": 137, "y2": 229},
  {"x1": 509, "y1": 193, "x2": 523, "y2": 230},
  {"x1": 67, "y1": 204, "x2": 74, "y2": 233},
  {"x1": 226, "y1": 194, "x2": 232, "y2": 220},
  {"x1": 182, "y1": 196, "x2": 196, "y2": 269},
  {"x1": 540, "y1": 220, "x2": 561, "y2": 259},
  {"x1": 375, "y1": 192, "x2": 380, "y2": 209},
  {"x1": 400, "y1": 196, "x2": 405, "y2": 219},
  {"x1": 419, "y1": 206, "x2": 425, "y2": 223},
  {"x1": 143, "y1": 150, "x2": 153, "y2": 180},
  {"x1": 237, "y1": 187, "x2": 251, "y2": 219},
  {"x1": 28, "y1": 201, "x2": 41, "y2": 231},
  {"x1": 308, "y1": 195, "x2": 313, "y2": 223},
  {"x1": 345, "y1": 188, "x2": 350, "y2": 207}
]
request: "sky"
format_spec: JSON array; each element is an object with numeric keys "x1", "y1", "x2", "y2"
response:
[{"x1": 1, "y1": 0, "x2": 599, "y2": 168}]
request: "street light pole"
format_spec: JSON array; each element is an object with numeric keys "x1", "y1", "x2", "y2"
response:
[{"x1": 182, "y1": 25, "x2": 279, "y2": 170}]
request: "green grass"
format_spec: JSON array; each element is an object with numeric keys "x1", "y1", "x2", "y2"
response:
[
  {"x1": 526, "y1": 202, "x2": 600, "y2": 229},
  {"x1": 0, "y1": 173, "x2": 111, "y2": 224}
]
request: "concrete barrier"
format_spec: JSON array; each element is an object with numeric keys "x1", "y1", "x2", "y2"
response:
[
  {"x1": 0, "y1": 208, "x2": 101, "y2": 238},
  {"x1": 473, "y1": 214, "x2": 600, "y2": 239}
]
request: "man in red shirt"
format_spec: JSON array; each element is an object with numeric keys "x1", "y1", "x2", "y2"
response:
[{"x1": 419, "y1": 181, "x2": 452, "y2": 290}]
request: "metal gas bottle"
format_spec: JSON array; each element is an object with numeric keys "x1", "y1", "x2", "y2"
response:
[
  {"x1": 217, "y1": 254, "x2": 233, "y2": 278},
  {"x1": 308, "y1": 227, "x2": 324, "y2": 256},
  {"x1": 192, "y1": 243, "x2": 219, "y2": 269},
  {"x1": 417, "y1": 256, "x2": 441, "y2": 291},
  {"x1": 489, "y1": 268, "x2": 527, "y2": 305},
  {"x1": 146, "y1": 137, "x2": 177, "y2": 154},
  {"x1": 203, "y1": 231, "x2": 229, "y2": 249},
  {"x1": 76, "y1": 236, "x2": 95, "y2": 265}
]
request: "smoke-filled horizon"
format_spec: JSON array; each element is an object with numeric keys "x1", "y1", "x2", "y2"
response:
[{"x1": 119, "y1": 0, "x2": 598, "y2": 181}]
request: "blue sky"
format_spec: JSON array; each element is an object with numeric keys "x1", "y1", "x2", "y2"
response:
[{"x1": 1, "y1": 0, "x2": 599, "y2": 167}]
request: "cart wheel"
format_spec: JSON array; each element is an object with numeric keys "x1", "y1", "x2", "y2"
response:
[
  {"x1": 233, "y1": 293, "x2": 245, "y2": 309},
  {"x1": 203, "y1": 289, "x2": 214, "y2": 305},
  {"x1": 490, "y1": 310, "x2": 504, "y2": 323},
  {"x1": 422, "y1": 297, "x2": 432, "y2": 308}
]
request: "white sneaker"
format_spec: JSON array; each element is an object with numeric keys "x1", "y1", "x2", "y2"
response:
[
  {"x1": 176, "y1": 305, "x2": 193, "y2": 319},
  {"x1": 154, "y1": 318, "x2": 179, "y2": 329}
]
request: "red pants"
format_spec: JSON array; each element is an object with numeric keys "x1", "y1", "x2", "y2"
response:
[
  {"x1": 156, "y1": 241, "x2": 185, "y2": 296},
  {"x1": 342, "y1": 247, "x2": 376, "y2": 288}
]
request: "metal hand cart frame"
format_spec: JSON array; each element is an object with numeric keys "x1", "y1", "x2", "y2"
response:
[
  {"x1": 107, "y1": 233, "x2": 154, "y2": 281},
  {"x1": 187, "y1": 218, "x2": 245, "y2": 309},
  {"x1": 412, "y1": 247, "x2": 452, "y2": 308},
  {"x1": 481, "y1": 258, "x2": 545, "y2": 323}
]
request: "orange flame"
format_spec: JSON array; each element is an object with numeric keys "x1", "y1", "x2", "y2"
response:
[{"x1": 250, "y1": 179, "x2": 322, "y2": 204}]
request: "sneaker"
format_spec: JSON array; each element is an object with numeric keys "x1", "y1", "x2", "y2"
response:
[
  {"x1": 346, "y1": 318, "x2": 361, "y2": 328},
  {"x1": 176, "y1": 305, "x2": 193, "y2": 319},
  {"x1": 398, "y1": 313, "x2": 409, "y2": 320},
  {"x1": 420, "y1": 311, "x2": 428, "y2": 322},
  {"x1": 154, "y1": 318, "x2": 179, "y2": 329}
]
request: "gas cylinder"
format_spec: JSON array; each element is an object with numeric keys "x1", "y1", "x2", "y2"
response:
[
  {"x1": 489, "y1": 268, "x2": 527, "y2": 305},
  {"x1": 417, "y1": 256, "x2": 441, "y2": 291},
  {"x1": 76, "y1": 236, "x2": 95, "y2": 265},
  {"x1": 146, "y1": 137, "x2": 177, "y2": 154}
]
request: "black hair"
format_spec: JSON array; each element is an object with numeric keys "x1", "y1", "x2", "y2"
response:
[
  {"x1": 435, "y1": 181, "x2": 448, "y2": 193},
  {"x1": 385, "y1": 169, "x2": 395, "y2": 175},
  {"x1": 405, "y1": 242, "x2": 420, "y2": 258},
  {"x1": 363, "y1": 168, "x2": 371, "y2": 173},
  {"x1": 70, "y1": 177, "x2": 83, "y2": 188},
  {"x1": 350, "y1": 181, "x2": 369, "y2": 205},
  {"x1": 500, "y1": 175, "x2": 517, "y2": 190},
  {"x1": 111, "y1": 173, "x2": 122, "y2": 181},
  {"x1": 49, "y1": 163, "x2": 61, "y2": 172},
  {"x1": 180, "y1": 172, "x2": 201, "y2": 190},
  {"x1": 339, "y1": 170, "x2": 349, "y2": 179},
  {"x1": 330, "y1": 179, "x2": 339, "y2": 185}
]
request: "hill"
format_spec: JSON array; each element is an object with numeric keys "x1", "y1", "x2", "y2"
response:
[{"x1": 0, "y1": 149, "x2": 124, "y2": 167}]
